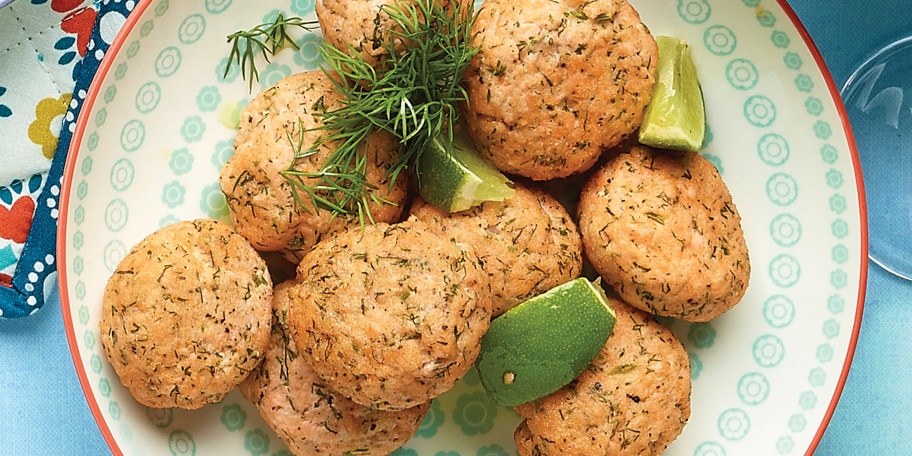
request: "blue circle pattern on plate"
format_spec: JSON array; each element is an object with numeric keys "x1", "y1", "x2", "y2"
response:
[
  {"x1": 135, "y1": 81, "x2": 161, "y2": 113},
  {"x1": 64, "y1": 0, "x2": 859, "y2": 454},
  {"x1": 109, "y1": 158, "x2": 134, "y2": 191},
  {"x1": 681, "y1": 1, "x2": 855, "y2": 454},
  {"x1": 65, "y1": 0, "x2": 234, "y2": 451},
  {"x1": 758, "y1": 133, "x2": 790, "y2": 166},
  {"x1": 738, "y1": 372, "x2": 771, "y2": 405},
  {"x1": 178, "y1": 14, "x2": 206, "y2": 44},
  {"x1": 726, "y1": 58, "x2": 759, "y2": 90}
]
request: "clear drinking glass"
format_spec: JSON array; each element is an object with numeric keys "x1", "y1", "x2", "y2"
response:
[{"x1": 842, "y1": 36, "x2": 912, "y2": 279}]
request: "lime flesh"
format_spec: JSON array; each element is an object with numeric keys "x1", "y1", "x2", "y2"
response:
[
  {"x1": 475, "y1": 277, "x2": 617, "y2": 407},
  {"x1": 416, "y1": 129, "x2": 514, "y2": 213},
  {"x1": 638, "y1": 35, "x2": 706, "y2": 152}
]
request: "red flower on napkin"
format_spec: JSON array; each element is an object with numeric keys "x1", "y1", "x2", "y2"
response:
[
  {"x1": 51, "y1": 0, "x2": 85, "y2": 13},
  {"x1": 0, "y1": 197, "x2": 35, "y2": 245},
  {"x1": 60, "y1": 6, "x2": 97, "y2": 57}
]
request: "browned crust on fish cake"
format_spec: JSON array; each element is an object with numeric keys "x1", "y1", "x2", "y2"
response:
[
  {"x1": 409, "y1": 182, "x2": 583, "y2": 316},
  {"x1": 463, "y1": 0, "x2": 657, "y2": 180},
  {"x1": 100, "y1": 219, "x2": 273, "y2": 410},
  {"x1": 219, "y1": 70, "x2": 407, "y2": 262},
  {"x1": 316, "y1": 0, "x2": 473, "y2": 71},
  {"x1": 514, "y1": 299, "x2": 691, "y2": 455},
  {"x1": 316, "y1": 0, "x2": 400, "y2": 70},
  {"x1": 240, "y1": 281, "x2": 429, "y2": 455},
  {"x1": 578, "y1": 146, "x2": 751, "y2": 321},
  {"x1": 289, "y1": 218, "x2": 492, "y2": 410}
]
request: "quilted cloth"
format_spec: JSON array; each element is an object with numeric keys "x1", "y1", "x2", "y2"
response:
[{"x1": 0, "y1": 0, "x2": 132, "y2": 318}]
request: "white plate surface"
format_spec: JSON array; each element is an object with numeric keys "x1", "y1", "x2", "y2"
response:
[{"x1": 59, "y1": 0, "x2": 866, "y2": 454}]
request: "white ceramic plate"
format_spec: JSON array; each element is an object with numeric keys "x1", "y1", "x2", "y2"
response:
[{"x1": 59, "y1": 0, "x2": 866, "y2": 454}]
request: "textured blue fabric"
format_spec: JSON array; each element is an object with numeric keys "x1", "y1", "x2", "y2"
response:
[
  {"x1": 787, "y1": 1, "x2": 912, "y2": 454},
  {"x1": 0, "y1": 286, "x2": 109, "y2": 453}
]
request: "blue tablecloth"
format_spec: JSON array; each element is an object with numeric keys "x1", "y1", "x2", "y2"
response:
[
  {"x1": 791, "y1": 0, "x2": 912, "y2": 454},
  {"x1": 1, "y1": 0, "x2": 910, "y2": 454}
]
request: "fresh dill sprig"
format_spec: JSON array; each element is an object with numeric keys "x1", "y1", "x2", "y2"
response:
[
  {"x1": 281, "y1": 0, "x2": 479, "y2": 218},
  {"x1": 225, "y1": 13, "x2": 319, "y2": 92},
  {"x1": 282, "y1": 119, "x2": 390, "y2": 227}
]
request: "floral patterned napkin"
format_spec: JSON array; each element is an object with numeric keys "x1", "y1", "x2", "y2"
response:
[{"x1": 0, "y1": 0, "x2": 133, "y2": 318}]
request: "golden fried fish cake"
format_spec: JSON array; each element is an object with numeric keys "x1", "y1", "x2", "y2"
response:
[
  {"x1": 99, "y1": 219, "x2": 273, "y2": 410},
  {"x1": 463, "y1": 0, "x2": 657, "y2": 180},
  {"x1": 578, "y1": 146, "x2": 751, "y2": 321},
  {"x1": 316, "y1": 0, "x2": 473, "y2": 71},
  {"x1": 289, "y1": 217, "x2": 492, "y2": 410},
  {"x1": 409, "y1": 182, "x2": 583, "y2": 316},
  {"x1": 240, "y1": 281, "x2": 429, "y2": 456},
  {"x1": 514, "y1": 299, "x2": 691, "y2": 455},
  {"x1": 219, "y1": 70, "x2": 407, "y2": 262}
]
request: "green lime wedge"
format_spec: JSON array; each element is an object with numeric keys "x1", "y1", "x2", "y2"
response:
[
  {"x1": 475, "y1": 277, "x2": 617, "y2": 407},
  {"x1": 638, "y1": 35, "x2": 706, "y2": 152},
  {"x1": 416, "y1": 128, "x2": 514, "y2": 213}
]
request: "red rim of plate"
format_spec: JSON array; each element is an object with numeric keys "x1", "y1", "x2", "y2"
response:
[
  {"x1": 58, "y1": 1, "x2": 153, "y2": 454},
  {"x1": 57, "y1": 1, "x2": 867, "y2": 455},
  {"x1": 774, "y1": 1, "x2": 867, "y2": 454}
]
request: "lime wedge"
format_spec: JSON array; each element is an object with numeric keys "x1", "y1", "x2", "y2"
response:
[
  {"x1": 638, "y1": 35, "x2": 706, "y2": 152},
  {"x1": 475, "y1": 277, "x2": 617, "y2": 407},
  {"x1": 416, "y1": 129, "x2": 514, "y2": 213}
]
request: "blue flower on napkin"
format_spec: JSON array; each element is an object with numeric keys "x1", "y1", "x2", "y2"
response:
[{"x1": 0, "y1": 86, "x2": 11, "y2": 117}]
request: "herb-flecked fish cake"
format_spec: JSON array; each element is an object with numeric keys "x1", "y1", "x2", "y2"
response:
[
  {"x1": 219, "y1": 70, "x2": 408, "y2": 262},
  {"x1": 578, "y1": 146, "x2": 751, "y2": 322},
  {"x1": 289, "y1": 217, "x2": 493, "y2": 411},
  {"x1": 409, "y1": 182, "x2": 583, "y2": 316},
  {"x1": 239, "y1": 281, "x2": 429, "y2": 456},
  {"x1": 513, "y1": 299, "x2": 691, "y2": 455},
  {"x1": 99, "y1": 219, "x2": 273, "y2": 410},
  {"x1": 316, "y1": 0, "x2": 472, "y2": 71},
  {"x1": 463, "y1": 0, "x2": 657, "y2": 180}
]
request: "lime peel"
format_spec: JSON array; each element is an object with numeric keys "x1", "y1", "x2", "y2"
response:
[
  {"x1": 475, "y1": 277, "x2": 617, "y2": 407},
  {"x1": 638, "y1": 35, "x2": 706, "y2": 152},
  {"x1": 416, "y1": 129, "x2": 514, "y2": 213}
]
